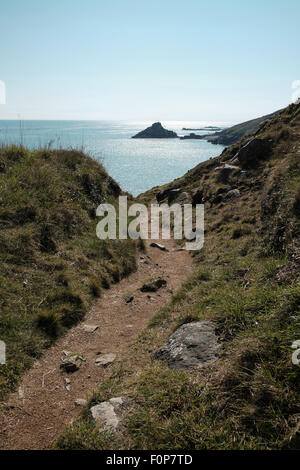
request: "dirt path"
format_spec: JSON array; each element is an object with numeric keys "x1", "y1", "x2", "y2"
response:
[{"x1": 0, "y1": 238, "x2": 192, "y2": 450}]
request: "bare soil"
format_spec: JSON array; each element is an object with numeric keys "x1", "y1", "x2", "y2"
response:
[{"x1": 0, "y1": 238, "x2": 192, "y2": 450}]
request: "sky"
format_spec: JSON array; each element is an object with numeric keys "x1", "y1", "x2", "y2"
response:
[{"x1": 0, "y1": 0, "x2": 299, "y2": 122}]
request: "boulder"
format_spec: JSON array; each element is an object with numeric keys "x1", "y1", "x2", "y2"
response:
[
  {"x1": 132, "y1": 122, "x2": 178, "y2": 139},
  {"x1": 90, "y1": 396, "x2": 131, "y2": 432},
  {"x1": 235, "y1": 138, "x2": 272, "y2": 169},
  {"x1": 175, "y1": 192, "x2": 189, "y2": 203},
  {"x1": 224, "y1": 188, "x2": 240, "y2": 200},
  {"x1": 153, "y1": 321, "x2": 221, "y2": 370},
  {"x1": 140, "y1": 277, "x2": 167, "y2": 292}
]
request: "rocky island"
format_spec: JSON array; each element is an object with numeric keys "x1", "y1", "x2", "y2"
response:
[
  {"x1": 132, "y1": 122, "x2": 178, "y2": 138},
  {"x1": 180, "y1": 132, "x2": 203, "y2": 140}
]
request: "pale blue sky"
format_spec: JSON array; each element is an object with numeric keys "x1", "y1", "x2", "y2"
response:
[{"x1": 0, "y1": 0, "x2": 299, "y2": 122}]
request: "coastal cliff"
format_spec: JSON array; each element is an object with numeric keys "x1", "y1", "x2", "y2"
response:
[{"x1": 201, "y1": 109, "x2": 279, "y2": 146}]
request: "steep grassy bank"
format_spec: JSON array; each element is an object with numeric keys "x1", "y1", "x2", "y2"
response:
[
  {"x1": 57, "y1": 103, "x2": 300, "y2": 450},
  {"x1": 0, "y1": 147, "x2": 138, "y2": 400},
  {"x1": 202, "y1": 109, "x2": 279, "y2": 146}
]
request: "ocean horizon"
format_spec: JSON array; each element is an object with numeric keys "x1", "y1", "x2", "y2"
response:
[{"x1": 0, "y1": 120, "x2": 227, "y2": 196}]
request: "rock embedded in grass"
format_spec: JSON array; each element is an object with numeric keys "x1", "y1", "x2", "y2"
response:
[
  {"x1": 224, "y1": 188, "x2": 240, "y2": 200},
  {"x1": 90, "y1": 396, "x2": 131, "y2": 432},
  {"x1": 153, "y1": 321, "x2": 221, "y2": 370}
]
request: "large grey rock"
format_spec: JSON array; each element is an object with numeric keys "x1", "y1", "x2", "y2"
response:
[
  {"x1": 224, "y1": 188, "x2": 240, "y2": 200},
  {"x1": 175, "y1": 192, "x2": 189, "y2": 203},
  {"x1": 132, "y1": 122, "x2": 178, "y2": 139},
  {"x1": 90, "y1": 396, "x2": 130, "y2": 432},
  {"x1": 153, "y1": 321, "x2": 220, "y2": 370},
  {"x1": 235, "y1": 138, "x2": 272, "y2": 169}
]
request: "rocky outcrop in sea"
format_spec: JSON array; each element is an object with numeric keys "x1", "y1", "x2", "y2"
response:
[{"x1": 132, "y1": 122, "x2": 178, "y2": 138}]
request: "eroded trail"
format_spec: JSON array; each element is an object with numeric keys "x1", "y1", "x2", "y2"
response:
[{"x1": 0, "y1": 238, "x2": 192, "y2": 450}]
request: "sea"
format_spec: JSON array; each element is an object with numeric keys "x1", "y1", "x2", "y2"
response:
[{"x1": 0, "y1": 120, "x2": 227, "y2": 196}]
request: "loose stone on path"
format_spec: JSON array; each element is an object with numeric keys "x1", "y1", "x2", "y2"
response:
[
  {"x1": 81, "y1": 324, "x2": 99, "y2": 333},
  {"x1": 95, "y1": 353, "x2": 116, "y2": 366}
]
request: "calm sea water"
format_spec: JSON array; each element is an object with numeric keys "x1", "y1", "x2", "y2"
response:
[{"x1": 0, "y1": 120, "x2": 226, "y2": 196}]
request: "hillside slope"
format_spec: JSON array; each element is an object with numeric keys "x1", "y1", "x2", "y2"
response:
[
  {"x1": 0, "y1": 147, "x2": 138, "y2": 400},
  {"x1": 57, "y1": 102, "x2": 300, "y2": 450},
  {"x1": 202, "y1": 109, "x2": 279, "y2": 146}
]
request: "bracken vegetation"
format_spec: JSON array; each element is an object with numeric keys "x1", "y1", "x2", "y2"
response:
[
  {"x1": 0, "y1": 147, "x2": 138, "y2": 400},
  {"x1": 56, "y1": 103, "x2": 300, "y2": 450}
]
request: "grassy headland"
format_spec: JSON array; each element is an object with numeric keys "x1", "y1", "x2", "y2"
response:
[
  {"x1": 57, "y1": 103, "x2": 300, "y2": 450},
  {"x1": 202, "y1": 109, "x2": 279, "y2": 146}
]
